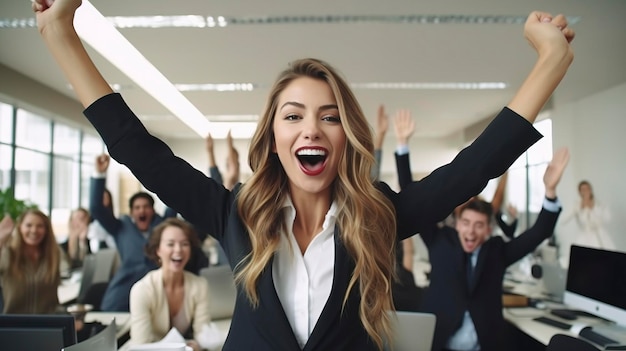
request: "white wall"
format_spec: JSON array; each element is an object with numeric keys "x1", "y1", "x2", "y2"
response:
[{"x1": 551, "y1": 82, "x2": 626, "y2": 251}]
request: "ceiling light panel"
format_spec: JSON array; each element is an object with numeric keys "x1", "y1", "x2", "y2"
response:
[{"x1": 0, "y1": 14, "x2": 581, "y2": 29}]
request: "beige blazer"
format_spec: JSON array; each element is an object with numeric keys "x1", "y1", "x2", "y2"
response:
[{"x1": 129, "y1": 268, "x2": 211, "y2": 345}]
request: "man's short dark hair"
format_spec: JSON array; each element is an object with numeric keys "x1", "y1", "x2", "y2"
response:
[
  {"x1": 128, "y1": 192, "x2": 155, "y2": 209},
  {"x1": 459, "y1": 198, "x2": 493, "y2": 221}
]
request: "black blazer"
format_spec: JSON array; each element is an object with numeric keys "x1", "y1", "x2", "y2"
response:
[
  {"x1": 419, "y1": 210, "x2": 559, "y2": 351},
  {"x1": 85, "y1": 93, "x2": 540, "y2": 351}
]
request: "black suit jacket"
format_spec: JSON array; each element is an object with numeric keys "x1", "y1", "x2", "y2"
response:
[
  {"x1": 419, "y1": 210, "x2": 559, "y2": 351},
  {"x1": 84, "y1": 93, "x2": 541, "y2": 350}
]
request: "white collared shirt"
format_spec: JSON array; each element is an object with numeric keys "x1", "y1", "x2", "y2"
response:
[{"x1": 272, "y1": 196, "x2": 337, "y2": 348}]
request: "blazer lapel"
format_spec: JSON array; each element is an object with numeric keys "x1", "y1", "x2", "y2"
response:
[
  {"x1": 303, "y1": 226, "x2": 352, "y2": 350},
  {"x1": 253, "y1": 255, "x2": 302, "y2": 350}
]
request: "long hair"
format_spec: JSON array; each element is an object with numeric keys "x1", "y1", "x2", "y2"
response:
[
  {"x1": 578, "y1": 180, "x2": 594, "y2": 200},
  {"x1": 103, "y1": 188, "x2": 114, "y2": 214},
  {"x1": 9, "y1": 209, "x2": 60, "y2": 285},
  {"x1": 236, "y1": 58, "x2": 397, "y2": 349}
]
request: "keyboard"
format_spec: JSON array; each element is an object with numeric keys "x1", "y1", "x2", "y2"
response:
[
  {"x1": 579, "y1": 327, "x2": 619, "y2": 347},
  {"x1": 532, "y1": 316, "x2": 572, "y2": 330},
  {"x1": 550, "y1": 308, "x2": 578, "y2": 320}
]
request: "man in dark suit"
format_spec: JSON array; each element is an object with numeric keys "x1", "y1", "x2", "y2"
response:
[{"x1": 417, "y1": 148, "x2": 569, "y2": 351}]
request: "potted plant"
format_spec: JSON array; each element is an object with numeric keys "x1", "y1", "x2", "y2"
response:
[{"x1": 0, "y1": 187, "x2": 38, "y2": 220}]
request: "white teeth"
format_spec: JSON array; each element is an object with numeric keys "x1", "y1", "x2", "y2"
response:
[{"x1": 297, "y1": 149, "x2": 326, "y2": 156}]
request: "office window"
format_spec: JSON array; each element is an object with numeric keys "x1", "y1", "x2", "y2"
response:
[
  {"x1": 0, "y1": 145, "x2": 11, "y2": 190},
  {"x1": 16, "y1": 109, "x2": 51, "y2": 153},
  {"x1": 0, "y1": 102, "x2": 12, "y2": 143},
  {"x1": 51, "y1": 156, "x2": 80, "y2": 238},
  {"x1": 80, "y1": 133, "x2": 104, "y2": 207},
  {"x1": 82, "y1": 133, "x2": 104, "y2": 161},
  {"x1": 0, "y1": 98, "x2": 106, "y2": 239},
  {"x1": 51, "y1": 123, "x2": 83, "y2": 236},
  {"x1": 53, "y1": 123, "x2": 81, "y2": 160},
  {"x1": 14, "y1": 148, "x2": 50, "y2": 212}
]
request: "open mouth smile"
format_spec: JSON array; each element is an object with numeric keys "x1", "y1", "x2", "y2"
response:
[{"x1": 296, "y1": 147, "x2": 328, "y2": 176}]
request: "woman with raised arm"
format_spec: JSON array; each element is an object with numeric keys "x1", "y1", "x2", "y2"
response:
[
  {"x1": 0, "y1": 210, "x2": 63, "y2": 314},
  {"x1": 558, "y1": 180, "x2": 615, "y2": 268},
  {"x1": 32, "y1": 1, "x2": 574, "y2": 349}
]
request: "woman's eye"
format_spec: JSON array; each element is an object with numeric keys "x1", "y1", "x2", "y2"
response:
[
  {"x1": 285, "y1": 114, "x2": 300, "y2": 121},
  {"x1": 322, "y1": 115, "x2": 341, "y2": 123}
]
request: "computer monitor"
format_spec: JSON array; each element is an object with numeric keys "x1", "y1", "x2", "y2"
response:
[
  {"x1": 564, "y1": 245, "x2": 626, "y2": 327},
  {"x1": 0, "y1": 314, "x2": 77, "y2": 351}
]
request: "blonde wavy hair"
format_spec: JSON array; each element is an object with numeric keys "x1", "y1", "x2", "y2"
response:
[
  {"x1": 9, "y1": 209, "x2": 61, "y2": 285},
  {"x1": 236, "y1": 58, "x2": 397, "y2": 349}
]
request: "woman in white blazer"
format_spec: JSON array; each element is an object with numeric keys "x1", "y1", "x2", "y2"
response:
[{"x1": 129, "y1": 218, "x2": 211, "y2": 351}]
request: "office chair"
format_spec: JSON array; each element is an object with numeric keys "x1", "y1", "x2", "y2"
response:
[
  {"x1": 545, "y1": 334, "x2": 600, "y2": 351},
  {"x1": 78, "y1": 282, "x2": 108, "y2": 311},
  {"x1": 74, "y1": 250, "x2": 117, "y2": 309},
  {"x1": 199, "y1": 265, "x2": 236, "y2": 320}
]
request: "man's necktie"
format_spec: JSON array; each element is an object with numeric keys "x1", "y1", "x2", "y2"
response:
[{"x1": 466, "y1": 252, "x2": 474, "y2": 288}]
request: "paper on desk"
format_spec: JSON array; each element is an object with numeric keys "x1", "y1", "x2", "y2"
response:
[
  {"x1": 127, "y1": 328, "x2": 191, "y2": 351},
  {"x1": 196, "y1": 323, "x2": 226, "y2": 351}
]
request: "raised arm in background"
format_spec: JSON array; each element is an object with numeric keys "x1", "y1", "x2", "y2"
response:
[
  {"x1": 393, "y1": 109, "x2": 415, "y2": 189},
  {"x1": 222, "y1": 130, "x2": 240, "y2": 190},
  {"x1": 205, "y1": 133, "x2": 224, "y2": 185},
  {"x1": 370, "y1": 104, "x2": 388, "y2": 181}
]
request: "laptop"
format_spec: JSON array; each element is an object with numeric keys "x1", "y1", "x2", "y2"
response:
[
  {"x1": 385, "y1": 311, "x2": 436, "y2": 351},
  {"x1": 541, "y1": 261, "x2": 567, "y2": 302}
]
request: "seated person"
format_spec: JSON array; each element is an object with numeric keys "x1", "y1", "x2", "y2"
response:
[
  {"x1": 418, "y1": 148, "x2": 569, "y2": 351},
  {"x1": 60, "y1": 207, "x2": 91, "y2": 270},
  {"x1": 129, "y1": 218, "x2": 213, "y2": 351},
  {"x1": 0, "y1": 209, "x2": 63, "y2": 314}
]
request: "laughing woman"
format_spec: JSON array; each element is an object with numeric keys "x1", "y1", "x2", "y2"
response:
[
  {"x1": 129, "y1": 218, "x2": 212, "y2": 351},
  {"x1": 33, "y1": 0, "x2": 575, "y2": 349},
  {"x1": 0, "y1": 210, "x2": 62, "y2": 314}
]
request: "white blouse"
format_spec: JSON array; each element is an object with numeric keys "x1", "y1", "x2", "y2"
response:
[{"x1": 272, "y1": 196, "x2": 338, "y2": 348}]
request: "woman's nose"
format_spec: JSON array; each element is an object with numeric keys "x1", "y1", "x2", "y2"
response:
[{"x1": 302, "y1": 117, "x2": 321, "y2": 140}]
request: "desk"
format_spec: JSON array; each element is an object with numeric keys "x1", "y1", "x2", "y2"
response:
[
  {"x1": 503, "y1": 281, "x2": 626, "y2": 349},
  {"x1": 504, "y1": 306, "x2": 577, "y2": 345}
]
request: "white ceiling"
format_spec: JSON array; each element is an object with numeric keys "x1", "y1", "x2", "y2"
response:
[{"x1": 1, "y1": 0, "x2": 625, "y2": 141}]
